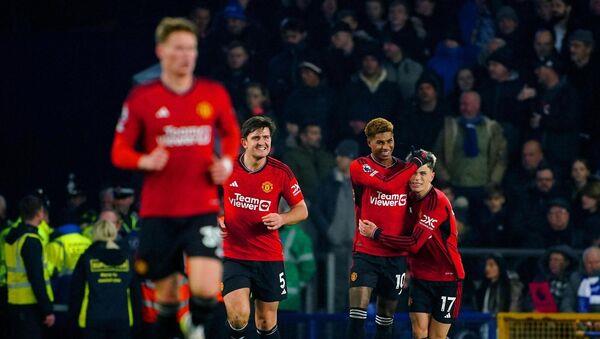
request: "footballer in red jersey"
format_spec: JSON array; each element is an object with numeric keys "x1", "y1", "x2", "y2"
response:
[
  {"x1": 359, "y1": 150, "x2": 465, "y2": 339},
  {"x1": 110, "y1": 17, "x2": 240, "y2": 338},
  {"x1": 221, "y1": 116, "x2": 308, "y2": 339},
  {"x1": 347, "y1": 118, "x2": 429, "y2": 339}
]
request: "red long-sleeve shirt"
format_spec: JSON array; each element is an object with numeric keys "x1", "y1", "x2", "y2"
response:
[
  {"x1": 373, "y1": 188, "x2": 465, "y2": 281},
  {"x1": 111, "y1": 78, "x2": 240, "y2": 217},
  {"x1": 350, "y1": 155, "x2": 417, "y2": 257}
]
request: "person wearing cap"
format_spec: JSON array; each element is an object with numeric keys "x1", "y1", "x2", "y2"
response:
[
  {"x1": 283, "y1": 58, "x2": 335, "y2": 147},
  {"x1": 495, "y1": 6, "x2": 527, "y2": 55},
  {"x1": 268, "y1": 17, "x2": 318, "y2": 111},
  {"x1": 337, "y1": 45, "x2": 402, "y2": 146},
  {"x1": 531, "y1": 54, "x2": 581, "y2": 172},
  {"x1": 566, "y1": 30, "x2": 600, "y2": 165},
  {"x1": 543, "y1": 199, "x2": 583, "y2": 248},
  {"x1": 113, "y1": 187, "x2": 139, "y2": 236},
  {"x1": 325, "y1": 21, "x2": 365, "y2": 88},
  {"x1": 311, "y1": 139, "x2": 359, "y2": 312},
  {"x1": 398, "y1": 72, "x2": 447, "y2": 152},
  {"x1": 382, "y1": 34, "x2": 423, "y2": 100}
]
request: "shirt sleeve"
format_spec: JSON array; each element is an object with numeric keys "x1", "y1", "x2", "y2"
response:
[
  {"x1": 577, "y1": 279, "x2": 590, "y2": 313},
  {"x1": 349, "y1": 159, "x2": 417, "y2": 192},
  {"x1": 111, "y1": 98, "x2": 145, "y2": 169},
  {"x1": 214, "y1": 85, "x2": 241, "y2": 160},
  {"x1": 282, "y1": 173, "x2": 305, "y2": 207},
  {"x1": 21, "y1": 237, "x2": 53, "y2": 316}
]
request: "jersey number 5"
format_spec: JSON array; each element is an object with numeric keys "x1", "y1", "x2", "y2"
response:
[{"x1": 279, "y1": 272, "x2": 287, "y2": 295}]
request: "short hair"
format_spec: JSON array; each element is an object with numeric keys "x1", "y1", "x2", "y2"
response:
[
  {"x1": 300, "y1": 122, "x2": 321, "y2": 134},
  {"x1": 581, "y1": 182, "x2": 600, "y2": 201},
  {"x1": 536, "y1": 165, "x2": 555, "y2": 176},
  {"x1": 364, "y1": 118, "x2": 394, "y2": 139},
  {"x1": 389, "y1": 0, "x2": 410, "y2": 12},
  {"x1": 155, "y1": 17, "x2": 198, "y2": 44},
  {"x1": 241, "y1": 116, "x2": 277, "y2": 139},
  {"x1": 226, "y1": 40, "x2": 247, "y2": 52},
  {"x1": 19, "y1": 195, "x2": 44, "y2": 221},
  {"x1": 535, "y1": 28, "x2": 556, "y2": 42}
]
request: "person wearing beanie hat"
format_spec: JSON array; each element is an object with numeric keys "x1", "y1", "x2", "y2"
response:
[
  {"x1": 382, "y1": 33, "x2": 423, "y2": 99},
  {"x1": 540, "y1": 199, "x2": 583, "y2": 249},
  {"x1": 326, "y1": 20, "x2": 367, "y2": 88}
]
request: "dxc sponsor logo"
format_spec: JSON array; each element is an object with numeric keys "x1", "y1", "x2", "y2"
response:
[{"x1": 419, "y1": 214, "x2": 438, "y2": 230}]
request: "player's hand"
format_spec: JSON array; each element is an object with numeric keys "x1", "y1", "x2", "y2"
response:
[
  {"x1": 210, "y1": 156, "x2": 233, "y2": 185},
  {"x1": 138, "y1": 145, "x2": 169, "y2": 171},
  {"x1": 262, "y1": 213, "x2": 285, "y2": 230},
  {"x1": 218, "y1": 217, "x2": 228, "y2": 238},
  {"x1": 359, "y1": 219, "x2": 378, "y2": 238},
  {"x1": 408, "y1": 147, "x2": 429, "y2": 167},
  {"x1": 44, "y1": 314, "x2": 55, "y2": 327}
]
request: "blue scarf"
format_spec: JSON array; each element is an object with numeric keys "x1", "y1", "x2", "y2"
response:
[{"x1": 458, "y1": 115, "x2": 483, "y2": 157}]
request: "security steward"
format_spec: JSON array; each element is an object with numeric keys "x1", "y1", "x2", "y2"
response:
[
  {"x1": 69, "y1": 219, "x2": 140, "y2": 339},
  {"x1": 5, "y1": 195, "x2": 55, "y2": 338}
]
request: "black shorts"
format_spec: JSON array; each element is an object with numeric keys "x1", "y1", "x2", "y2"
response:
[
  {"x1": 136, "y1": 214, "x2": 221, "y2": 280},
  {"x1": 349, "y1": 252, "x2": 407, "y2": 300},
  {"x1": 409, "y1": 279, "x2": 463, "y2": 324},
  {"x1": 222, "y1": 258, "x2": 287, "y2": 302}
]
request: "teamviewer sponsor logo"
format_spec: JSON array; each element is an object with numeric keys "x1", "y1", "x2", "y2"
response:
[
  {"x1": 158, "y1": 125, "x2": 212, "y2": 147},
  {"x1": 229, "y1": 193, "x2": 272, "y2": 211},
  {"x1": 369, "y1": 191, "x2": 407, "y2": 207}
]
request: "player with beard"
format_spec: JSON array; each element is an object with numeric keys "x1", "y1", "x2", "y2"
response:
[
  {"x1": 347, "y1": 118, "x2": 428, "y2": 339},
  {"x1": 359, "y1": 150, "x2": 465, "y2": 339},
  {"x1": 221, "y1": 116, "x2": 308, "y2": 339}
]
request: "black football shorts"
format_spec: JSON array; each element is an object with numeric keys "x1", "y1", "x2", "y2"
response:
[
  {"x1": 409, "y1": 279, "x2": 463, "y2": 324},
  {"x1": 349, "y1": 252, "x2": 408, "y2": 300},
  {"x1": 222, "y1": 258, "x2": 287, "y2": 302}
]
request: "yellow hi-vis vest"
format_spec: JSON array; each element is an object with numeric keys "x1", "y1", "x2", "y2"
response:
[{"x1": 5, "y1": 233, "x2": 54, "y2": 305}]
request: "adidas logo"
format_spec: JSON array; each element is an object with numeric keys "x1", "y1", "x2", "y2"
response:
[
  {"x1": 155, "y1": 106, "x2": 170, "y2": 118},
  {"x1": 444, "y1": 313, "x2": 451, "y2": 319},
  {"x1": 229, "y1": 181, "x2": 239, "y2": 187}
]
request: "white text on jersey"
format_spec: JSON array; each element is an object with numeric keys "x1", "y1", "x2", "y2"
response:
[
  {"x1": 369, "y1": 191, "x2": 407, "y2": 207},
  {"x1": 229, "y1": 193, "x2": 271, "y2": 212}
]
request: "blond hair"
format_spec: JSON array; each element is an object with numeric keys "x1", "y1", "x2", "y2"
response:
[
  {"x1": 155, "y1": 17, "x2": 198, "y2": 43},
  {"x1": 364, "y1": 118, "x2": 394, "y2": 139},
  {"x1": 93, "y1": 220, "x2": 119, "y2": 249}
]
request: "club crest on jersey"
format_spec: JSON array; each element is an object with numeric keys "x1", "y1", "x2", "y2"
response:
[
  {"x1": 196, "y1": 101, "x2": 214, "y2": 119},
  {"x1": 262, "y1": 181, "x2": 274, "y2": 193},
  {"x1": 350, "y1": 272, "x2": 358, "y2": 282}
]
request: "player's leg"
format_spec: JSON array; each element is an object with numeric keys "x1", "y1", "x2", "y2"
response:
[
  {"x1": 348, "y1": 253, "x2": 379, "y2": 339},
  {"x1": 254, "y1": 300, "x2": 280, "y2": 338},
  {"x1": 252, "y1": 261, "x2": 288, "y2": 338},
  {"x1": 429, "y1": 281, "x2": 462, "y2": 339},
  {"x1": 223, "y1": 288, "x2": 252, "y2": 338},
  {"x1": 374, "y1": 257, "x2": 407, "y2": 339},
  {"x1": 409, "y1": 312, "x2": 431, "y2": 339},
  {"x1": 428, "y1": 318, "x2": 452, "y2": 339},
  {"x1": 182, "y1": 214, "x2": 223, "y2": 336}
]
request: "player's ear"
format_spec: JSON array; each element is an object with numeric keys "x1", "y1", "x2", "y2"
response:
[{"x1": 155, "y1": 44, "x2": 163, "y2": 60}]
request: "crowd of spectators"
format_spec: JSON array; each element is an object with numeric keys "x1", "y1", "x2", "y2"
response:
[{"x1": 3, "y1": 0, "x2": 600, "y2": 325}]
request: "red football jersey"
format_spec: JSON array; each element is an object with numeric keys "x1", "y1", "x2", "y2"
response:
[
  {"x1": 375, "y1": 188, "x2": 465, "y2": 281},
  {"x1": 223, "y1": 156, "x2": 304, "y2": 261},
  {"x1": 111, "y1": 79, "x2": 241, "y2": 218},
  {"x1": 350, "y1": 155, "x2": 417, "y2": 257}
]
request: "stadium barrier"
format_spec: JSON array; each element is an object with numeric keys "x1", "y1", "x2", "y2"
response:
[{"x1": 497, "y1": 312, "x2": 600, "y2": 339}]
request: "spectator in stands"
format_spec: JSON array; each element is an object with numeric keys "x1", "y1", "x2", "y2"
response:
[
  {"x1": 413, "y1": 0, "x2": 456, "y2": 56},
  {"x1": 523, "y1": 28, "x2": 558, "y2": 85},
  {"x1": 283, "y1": 123, "x2": 335, "y2": 204},
  {"x1": 550, "y1": 0, "x2": 578, "y2": 55},
  {"x1": 427, "y1": 35, "x2": 466, "y2": 95},
  {"x1": 495, "y1": 6, "x2": 527, "y2": 56},
  {"x1": 536, "y1": 198, "x2": 583, "y2": 248},
  {"x1": 584, "y1": 0, "x2": 600, "y2": 37},
  {"x1": 98, "y1": 187, "x2": 114, "y2": 212},
  {"x1": 213, "y1": 41, "x2": 257, "y2": 112},
  {"x1": 398, "y1": 72, "x2": 446, "y2": 151},
  {"x1": 363, "y1": 0, "x2": 387, "y2": 40},
  {"x1": 566, "y1": 30, "x2": 600, "y2": 162},
  {"x1": 336, "y1": 46, "x2": 403, "y2": 148},
  {"x1": 307, "y1": 0, "x2": 338, "y2": 49},
  {"x1": 529, "y1": 55, "x2": 581, "y2": 173},
  {"x1": 517, "y1": 166, "x2": 568, "y2": 234},
  {"x1": 472, "y1": 185, "x2": 516, "y2": 248},
  {"x1": 382, "y1": 34, "x2": 423, "y2": 101},
  {"x1": 337, "y1": 9, "x2": 376, "y2": 43},
  {"x1": 190, "y1": 3, "x2": 211, "y2": 41},
  {"x1": 503, "y1": 140, "x2": 546, "y2": 198},
  {"x1": 383, "y1": 0, "x2": 426, "y2": 61},
  {"x1": 283, "y1": 58, "x2": 335, "y2": 146},
  {"x1": 480, "y1": 46, "x2": 528, "y2": 157},
  {"x1": 312, "y1": 139, "x2": 358, "y2": 312},
  {"x1": 535, "y1": 0, "x2": 554, "y2": 27},
  {"x1": 450, "y1": 67, "x2": 478, "y2": 113},
  {"x1": 527, "y1": 245, "x2": 577, "y2": 312},
  {"x1": 434, "y1": 91, "x2": 507, "y2": 210},
  {"x1": 236, "y1": 82, "x2": 276, "y2": 124},
  {"x1": 325, "y1": 22, "x2": 363, "y2": 88},
  {"x1": 476, "y1": 254, "x2": 523, "y2": 313},
  {"x1": 477, "y1": 37, "x2": 506, "y2": 69},
  {"x1": 458, "y1": 0, "x2": 495, "y2": 54},
  {"x1": 267, "y1": 18, "x2": 315, "y2": 111},
  {"x1": 577, "y1": 246, "x2": 600, "y2": 312},
  {"x1": 580, "y1": 183, "x2": 600, "y2": 245},
  {"x1": 568, "y1": 158, "x2": 596, "y2": 204}
]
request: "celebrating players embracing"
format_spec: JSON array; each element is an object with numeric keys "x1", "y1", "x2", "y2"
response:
[{"x1": 222, "y1": 116, "x2": 308, "y2": 339}]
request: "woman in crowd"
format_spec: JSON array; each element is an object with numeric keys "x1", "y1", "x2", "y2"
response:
[{"x1": 475, "y1": 254, "x2": 522, "y2": 313}]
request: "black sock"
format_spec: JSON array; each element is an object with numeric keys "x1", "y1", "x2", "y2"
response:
[
  {"x1": 155, "y1": 303, "x2": 179, "y2": 339},
  {"x1": 257, "y1": 325, "x2": 281, "y2": 338},
  {"x1": 348, "y1": 308, "x2": 367, "y2": 339},
  {"x1": 228, "y1": 320, "x2": 248, "y2": 339},
  {"x1": 374, "y1": 314, "x2": 394, "y2": 339},
  {"x1": 189, "y1": 296, "x2": 217, "y2": 326}
]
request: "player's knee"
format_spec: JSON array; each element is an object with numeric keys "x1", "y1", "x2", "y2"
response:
[
  {"x1": 412, "y1": 324, "x2": 428, "y2": 339},
  {"x1": 228, "y1": 310, "x2": 250, "y2": 329},
  {"x1": 255, "y1": 311, "x2": 277, "y2": 330}
]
